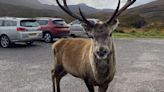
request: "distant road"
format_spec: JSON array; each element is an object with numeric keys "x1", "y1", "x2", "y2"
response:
[{"x1": 0, "y1": 39, "x2": 164, "y2": 92}]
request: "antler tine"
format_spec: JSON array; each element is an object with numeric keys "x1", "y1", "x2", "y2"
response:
[
  {"x1": 79, "y1": 7, "x2": 95, "y2": 27},
  {"x1": 62, "y1": 0, "x2": 83, "y2": 21},
  {"x1": 56, "y1": 0, "x2": 94, "y2": 26},
  {"x1": 106, "y1": 0, "x2": 120, "y2": 24},
  {"x1": 106, "y1": 0, "x2": 136, "y2": 24},
  {"x1": 116, "y1": 0, "x2": 136, "y2": 17},
  {"x1": 56, "y1": 0, "x2": 82, "y2": 21}
]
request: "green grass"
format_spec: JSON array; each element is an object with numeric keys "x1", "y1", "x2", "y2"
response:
[{"x1": 113, "y1": 32, "x2": 164, "y2": 39}]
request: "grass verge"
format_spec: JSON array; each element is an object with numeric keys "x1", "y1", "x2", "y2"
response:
[{"x1": 113, "y1": 32, "x2": 164, "y2": 39}]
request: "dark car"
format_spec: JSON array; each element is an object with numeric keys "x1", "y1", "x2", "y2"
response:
[{"x1": 36, "y1": 17, "x2": 70, "y2": 43}]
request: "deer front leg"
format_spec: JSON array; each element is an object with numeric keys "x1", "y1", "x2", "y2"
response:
[
  {"x1": 51, "y1": 69, "x2": 56, "y2": 92},
  {"x1": 51, "y1": 66, "x2": 67, "y2": 92},
  {"x1": 84, "y1": 79, "x2": 95, "y2": 92},
  {"x1": 98, "y1": 84, "x2": 108, "y2": 92}
]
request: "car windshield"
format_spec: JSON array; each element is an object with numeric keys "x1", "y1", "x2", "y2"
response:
[
  {"x1": 20, "y1": 20, "x2": 39, "y2": 27},
  {"x1": 71, "y1": 20, "x2": 81, "y2": 25},
  {"x1": 71, "y1": 19, "x2": 99, "y2": 25},
  {"x1": 53, "y1": 20, "x2": 66, "y2": 26},
  {"x1": 37, "y1": 20, "x2": 48, "y2": 25}
]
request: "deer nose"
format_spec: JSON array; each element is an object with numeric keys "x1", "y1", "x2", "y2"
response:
[{"x1": 96, "y1": 47, "x2": 108, "y2": 57}]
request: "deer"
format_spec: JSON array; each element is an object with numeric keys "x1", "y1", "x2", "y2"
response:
[{"x1": 51, "y1": 0, "x2": 136, "y2": 92}]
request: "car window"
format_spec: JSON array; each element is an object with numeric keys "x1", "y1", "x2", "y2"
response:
[
  {"x1": 53, "y1": 20, "x2": 67, "y2": 26},
  {"x1": 71, "y1": 29, "x2": 83, "y2": 31},
  {"x1": 20, "y1": 20, "x2": 39, "y2": 27},
  {"x1": 90, "y1": 20, "x2": 95, "y2": 24},
  {"x1": 0, "y1": 20, "x2": 3, "y2": 26},
  {"x1": 71, "y1": 20, "x2": 81, "y2": 25},
  {"x1": 37, "y1": 20, "x2": 48, "y2": 25},
  {"x1": 88, "y1": 19, "x2": 100, "y2": 24},
  {"x1": 4, "y1": 20, "x2": 17, "y2": 26}
]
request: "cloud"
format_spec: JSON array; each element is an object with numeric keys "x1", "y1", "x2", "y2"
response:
[{"x1": 39, "y1": 0, "x2": 156, "y2": 9}]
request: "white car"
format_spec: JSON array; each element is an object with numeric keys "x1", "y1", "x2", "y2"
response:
[
  {"x1": 69, "y1": 19, "x2": 100, "y2": 37},
  {"x1": 0, "y1": 17, "x2": 42, "y2": 48}
]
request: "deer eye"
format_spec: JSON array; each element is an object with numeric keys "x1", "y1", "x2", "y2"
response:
[{"x1": 110, "y1": 33, "x2": 112, "y2": 37}]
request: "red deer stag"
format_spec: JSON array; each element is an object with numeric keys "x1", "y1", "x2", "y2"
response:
[{"x1": 52, "y1": 0, "x2": 136, "y2": 92}]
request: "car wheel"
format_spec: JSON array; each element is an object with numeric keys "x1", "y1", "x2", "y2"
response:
[
  {"x1": 26, "y1": 41, "x2": 34, "y2": 46},
  {"x1": 0, "y1": 35, "x2": 11, "y2": 48},
  {"x1": 43, "y1": 33, "x2": 53, "y2": 43},
  {"x1": 70, "y1": 34, "x2": 76, "y2": 38}
]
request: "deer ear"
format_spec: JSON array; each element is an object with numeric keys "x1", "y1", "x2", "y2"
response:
[
  {"x1": 112, "y1": 19, "x2": 119, "y2": 29},
  {"x1": 82, "y1": 23, "x2": 93, "y2": 32},
  {"x1": 108, "y1": 19, "x2": 119, "y2": 34}
]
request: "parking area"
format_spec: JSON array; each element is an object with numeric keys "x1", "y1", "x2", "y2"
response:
[{"x1": 0, "y1": 38, "x2": 164, "y2": 92}]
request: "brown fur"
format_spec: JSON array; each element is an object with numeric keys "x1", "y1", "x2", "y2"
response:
[
  {"x1": 52, "y1": 38, "x2": 116, "y2": 92},
  {"x1": 52, "y1": 38, "x2": 93, "y2": 77}
]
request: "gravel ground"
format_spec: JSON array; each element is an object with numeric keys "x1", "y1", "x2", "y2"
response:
[{"x1": 0, "y1": 38, "x2": 164, "y2": 92}]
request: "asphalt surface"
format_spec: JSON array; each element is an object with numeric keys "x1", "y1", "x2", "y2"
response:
[{"x1": 0, "y1": 39, "x2": 164, "y2": 92}]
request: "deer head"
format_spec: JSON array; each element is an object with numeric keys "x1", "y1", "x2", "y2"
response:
[{"x1": 57, "y1": 0, "x2": 136, "y2": 60}]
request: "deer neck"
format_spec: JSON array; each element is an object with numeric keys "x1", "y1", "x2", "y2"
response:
[{"x1": 89, "y1": 39, "x2": 114, "y2": 84}]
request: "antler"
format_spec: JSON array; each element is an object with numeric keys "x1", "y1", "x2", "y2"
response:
[
  {"x1": 56, "y1": 0, "x2": 94, "y2": 27},
  {"x1": 106, "y1": 0, "x2": 136, "y2": 24}
]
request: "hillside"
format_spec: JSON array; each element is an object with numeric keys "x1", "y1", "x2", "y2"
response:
[
  {"x1": 0, "y1": 3, "x2": 60, "y2": 17},
  {"x1": 91, "y1": 0, "x2": 163, "y2": 29},
  {"x1": 0, "y1": 0, "x2": 163, "y2": 30},
  {"x1": 0, "y1": 0, "x2": 48, "y2": 9},
  {"x1": 0, "y1": 0, "x2": 112, "y2": 14},
  {"x1": 128, "y1": 0, "x2": 164, "y2": 22},
  {"x1": 0, "y1": 2, "x2": 95, "y2": 22}
]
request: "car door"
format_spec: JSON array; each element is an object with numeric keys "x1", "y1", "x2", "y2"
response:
[
  {"x1": 3, "y1": 20, "x2": 18, "y2": 40},
  {"x1": 70, "y1": 21, "x2": 85, "y2": 36},
  {"x1": 0, "y1": 20, "x2": 4, "y2": 35},
  {"x1": 36, "y1": 20, "x2": 49, "y2": 31}
]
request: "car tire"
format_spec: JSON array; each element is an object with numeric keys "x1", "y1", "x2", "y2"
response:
[
  {"x1": 0, "y1": 35, "x2": 11, "y2": 48},
  {"x1": 26, "y1": 41, "x2": 34, "y2": 46},
  {"x1": 70, "y1": 34, "x2": 76, "y2": 38},
  {"x1": 43, "y1": 33, "x2": 53, "y2": 43}
]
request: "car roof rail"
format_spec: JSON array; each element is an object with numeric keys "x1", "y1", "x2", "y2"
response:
[
  {"x1": 0, "y1": 16, "x2": 17, "y2": 19},
  {"x1": 35, "y1": 17, "x2": 63, "y2": 20}
]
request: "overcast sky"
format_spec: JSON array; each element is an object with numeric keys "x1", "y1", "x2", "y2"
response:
[{"x1": 38, "y1": 0, "x2": 156, "y2": 9}]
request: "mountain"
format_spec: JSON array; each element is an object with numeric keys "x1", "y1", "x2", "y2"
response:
[
  {"x1": 90, "y1": 0, "x2": 164, "y2": 29},
  {"x1": 66, "y1": 3, "x2": 102, "y2": 14},
  {"x1": 0, "y1": 0, "x2": 41, "y2": 9},
  {"x1": 0, "y1": 1, "x2": 105, "y2": 21},
  {"x1": 0, "y1": 0, "x2": 112, "y2": 14},
  {"x1": 0, "y1": 2, "x2": 61, "y2": 18},
  {"x1": 0, "y1": 0, "x2": 51, "y2": 9},
  {"x1": 0, "y1": 0, "x2": 163, "y2": 32},
  {"x1": 127, "y1": 0, "x2": 164, "y2": 22}
]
